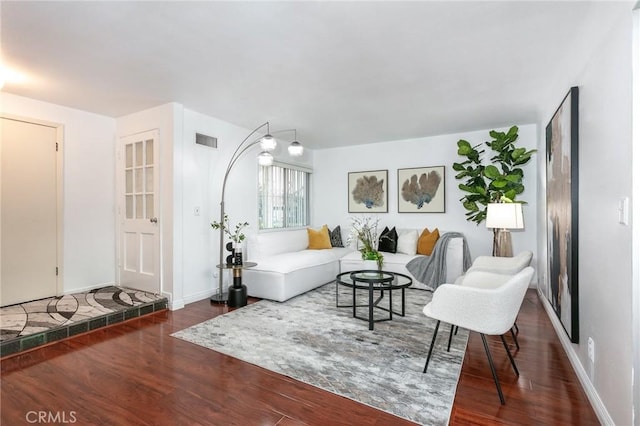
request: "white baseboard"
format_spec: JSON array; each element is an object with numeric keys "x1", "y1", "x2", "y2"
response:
[
  {"x1": 536, "y1": 288, "x2": 615, "y2": 425},
  {"x1": 162, "y1": 291, "x2": 184, "y2": 311},
  {"x1": 182, "y1": 289, "x2": 217, "y2": 306}
]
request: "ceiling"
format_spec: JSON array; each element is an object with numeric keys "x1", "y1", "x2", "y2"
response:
[{"x1": 1, "y1": 1, "x2": 602, "y2": 149}]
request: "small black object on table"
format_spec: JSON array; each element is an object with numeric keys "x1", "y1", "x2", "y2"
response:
[
  {"x1": 335, "y1": 270, "x2": 412, "y2": 330},
  {"x1": 212, "y1": 261, "x2": 257, "y2": 307}
]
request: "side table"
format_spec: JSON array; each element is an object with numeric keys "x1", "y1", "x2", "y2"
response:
[{"x1": 211, "y1": 262, "x2": 257, "y2": 307}]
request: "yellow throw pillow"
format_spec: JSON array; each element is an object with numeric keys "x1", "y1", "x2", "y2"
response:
[
  {"x1": 417, "y1": 228, "x2": 440, "y2": 256},
  {"x1": 307, "y1": 225, "x2": 332, "y2": 249}
]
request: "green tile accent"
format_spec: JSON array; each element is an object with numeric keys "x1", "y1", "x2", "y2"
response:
[
  {"x1": 68, "y1": 322, "x2": 88, "y2": 337},
  {"x1": 21, "y1": 333, "x2": 46, "y2": 351},
  {"x1": 139, "y1": 304, "x2": 154, "y2": 315},
  {"x1": 1, "y1": 339, "x2": 21, "y2": 357},
  {"x1": 89, "y1": 316, "x2": 107, "y2": 330},
  {"x1": 154, "y1": 300, "x2": 168, "y2": 311},
  {"x1": 124, "y1": 308, "x2": 139, "y2": 320},
  {"x1": 46, "y1": 327, "x2": 68, "y2": 343},
  {"x1": 108, "y1": 312, "x2": 125, "y2": 325}
]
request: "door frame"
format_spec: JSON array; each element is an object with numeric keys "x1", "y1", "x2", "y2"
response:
[{"x1": 1, "y1": 113, "x2": 64, "y2": 297}]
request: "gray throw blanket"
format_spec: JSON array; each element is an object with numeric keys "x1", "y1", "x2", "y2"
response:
[{"x1": 406, "y1": 232, "x2": 472, "y2": 290}]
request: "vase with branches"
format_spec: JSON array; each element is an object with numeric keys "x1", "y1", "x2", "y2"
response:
[
  {"x1": 211, "y1": 214, "x2": 249, "y2": 245},
  {"x1": 347, "y1": 216, "x2": 384, "y2": 269}
]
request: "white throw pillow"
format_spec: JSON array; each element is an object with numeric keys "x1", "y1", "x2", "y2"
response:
[{"x1": 396, "y1": 229, "x2": 419, "y2": 255}]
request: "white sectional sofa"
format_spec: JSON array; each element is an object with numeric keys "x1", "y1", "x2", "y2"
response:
[
  {"x1": 339, "y1": 230, "x2": 465, "y2": 291},
  {"x1": 243, "y1": 229, "x2": 352, "y2": 302},
  {"x1": 243, "y1": 227, "x2": 467, "y2": 302}
]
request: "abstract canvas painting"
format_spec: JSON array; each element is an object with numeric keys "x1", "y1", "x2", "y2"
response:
[
  {"x1": 397, "y1": 166, "x2": 445, "y2": 213},
  {"x1": 545, "y1": 86, "x2": 579, "y2": 343},
  {"x1": 348, "y1": 170, "x2": 388, "y2": 213}
]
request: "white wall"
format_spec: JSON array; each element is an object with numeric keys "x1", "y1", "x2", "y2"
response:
[
  {"x1": 178, "y1": 109, "x2": 314, "y2": 305},
  {"x1": 534, "y1": 3, "x2": 635, "y2": 424},
  {"x1": 313, "y1": 124, "x2": 538, "y2": 263},
  {"x1": 0, "y1": 93, "x2": 117, "y2": 293}
]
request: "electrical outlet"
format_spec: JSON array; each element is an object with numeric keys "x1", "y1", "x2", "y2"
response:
[
  {"x1": 194, "y1": 206, "x2": 201, "y2": 216},
  {"x1": 588, "y1": 337, "x2": 595, "y2": 363},
  {"x1": 618, "y1": 197, "x2": 629, "y2": 225}
]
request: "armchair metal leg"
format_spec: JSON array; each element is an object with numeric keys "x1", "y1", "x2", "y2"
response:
[
  {"x1": 447, "y1": 324, "x2": 455, "y2": 352},
  {"x1": 481, "y1": 334, "x2": 505, "y2": 405},
  {"x1": 500, "y1": 334, "x2": 520, "y2": 376},
  {"x1": 423, "y1": 320, "x2": 441, "y2": 373},
  {"x1": 509, "y1": 327, "x2": 520, "y2": 350}
]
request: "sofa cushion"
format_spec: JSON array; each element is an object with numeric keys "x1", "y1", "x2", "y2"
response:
[
  {"x1": 248, "y1": 229, "x2": 309, "y2": 259},
  {"x1": 308, "y1": 225, "x2": 332, "y2": 249},
  {"x1": 417, "y1": 228, "x2": 440, "y2": 255},
  {"x1": 253, "y1": 248, "x2": 351, "y2": 273},
  {"x1": 378, "y1": 226, "x2": 398, "y2": 253},
  {"x1": 397, "y1": 229, "x2": 418, "y2": 255},
  {"x1": 329, "y1": 225, "x2": 344, "y2": 247}
]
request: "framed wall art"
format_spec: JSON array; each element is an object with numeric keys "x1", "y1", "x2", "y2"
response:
[
  {"x1": 545, "y1": 86, "x2": 579, "y2": 343},
  {"x1": 397, "y1": 166, "x2": 445, "y2": 213},
  {"x1": 348, "y1": 170, "x2": 388, "y2": 213}
]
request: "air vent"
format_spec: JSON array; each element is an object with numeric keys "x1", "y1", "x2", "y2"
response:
[{"x1": 195, "y1": 133, "x2": 217, "y2": 148}]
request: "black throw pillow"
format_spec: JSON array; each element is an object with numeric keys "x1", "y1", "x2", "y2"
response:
[
  {"x1": 378, "y1": 226, "x2": 398, "y2": 253},
  {"x1": 329, "y1": 225, "x2": 344, "y2": 247}
]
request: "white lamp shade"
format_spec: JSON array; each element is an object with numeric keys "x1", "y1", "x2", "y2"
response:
[
  {"x1": 260, "y1": 134, "x2": 276, "y2": 151},
  {"x1": 486, "y1": 203, "x2": 524, "y2": 229},
  {"x1": 288, "y1": 140, "x2": 303, "y2": 156},
  {"x1": 257, "y1": 151, "x2": 274, "y2": 166}
]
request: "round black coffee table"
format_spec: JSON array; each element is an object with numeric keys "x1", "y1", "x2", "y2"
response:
[{"x1": 335, "y1": 270, "x2": 412, "y2": 330}]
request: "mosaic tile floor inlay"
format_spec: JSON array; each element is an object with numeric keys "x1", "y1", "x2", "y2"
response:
[{"x1": 0, "y1": 286, "x2": 167, "y2": 357}]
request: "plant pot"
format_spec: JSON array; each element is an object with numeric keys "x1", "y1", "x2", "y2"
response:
[{"x1": 363, "y1": 260, "x2": 380, "y2": 276}]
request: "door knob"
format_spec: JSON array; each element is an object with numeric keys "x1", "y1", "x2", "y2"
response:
[{"x1": 150, "y1": 217, "x2": 158, "y2": 224}]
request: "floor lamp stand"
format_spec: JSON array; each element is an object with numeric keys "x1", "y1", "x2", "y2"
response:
[{"x1": 210, "y1": 201, "x2": 228, "y2": 304}]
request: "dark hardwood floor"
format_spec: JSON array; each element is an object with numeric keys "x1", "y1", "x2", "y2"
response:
[{"x1": 1, "y1": 289, "x2": 599, "y2": 425}]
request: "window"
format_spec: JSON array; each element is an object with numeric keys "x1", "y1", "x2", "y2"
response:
[{"x1": 258, "y1": 163, "x2": 310, "y2": 229}]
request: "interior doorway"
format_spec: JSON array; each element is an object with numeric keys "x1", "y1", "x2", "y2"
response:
[
  {"x1": 0, "y1": 116, "x2": 63, "y2": 306},
  {"x1": 117, "y1": 130, "x2": 160, "y2": 294}
]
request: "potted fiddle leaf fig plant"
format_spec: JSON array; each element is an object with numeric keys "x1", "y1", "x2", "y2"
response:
[{"x1": 452, "y1": 125, "x2": 536, "y2": 224}]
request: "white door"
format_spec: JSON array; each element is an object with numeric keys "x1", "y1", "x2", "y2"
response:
[
  {"x1": 118, "y1": 131, "x2": 160, "y2": 294},
  {"x1": 1, "y1": 117, "x2": 58, "y2": 306}
]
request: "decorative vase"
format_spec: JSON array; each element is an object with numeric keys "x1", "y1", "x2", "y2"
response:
[
  {"x1": 233, "y1": 241, "x2": 243, "y2": 266},
  {"x1": 225, "y1": 242, "x2": 234, "y2": 266}
]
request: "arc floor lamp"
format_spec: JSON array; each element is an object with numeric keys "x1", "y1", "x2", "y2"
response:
[{"x1": 211, "y1": 121, "x2": 303, "y2": 304}]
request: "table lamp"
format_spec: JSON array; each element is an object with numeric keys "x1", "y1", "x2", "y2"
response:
[{"x1": 486, "y1": 202, "x2": 524, "y2": 257}]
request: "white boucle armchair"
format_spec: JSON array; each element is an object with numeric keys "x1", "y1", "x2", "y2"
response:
[
  {"x1": 464, "y1": 250, "x2": 533, "y2": 276},
  {"x1": 422, "y1": 266, "x2": 535, "y2": 405},
  {"x1": 454, "y1": 250, "x2": 533, "y2": 347}
]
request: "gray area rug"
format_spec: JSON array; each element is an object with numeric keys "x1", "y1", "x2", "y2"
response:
[{"x1": 172, "y1": 283, "x2": 468, "y2": 425}]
